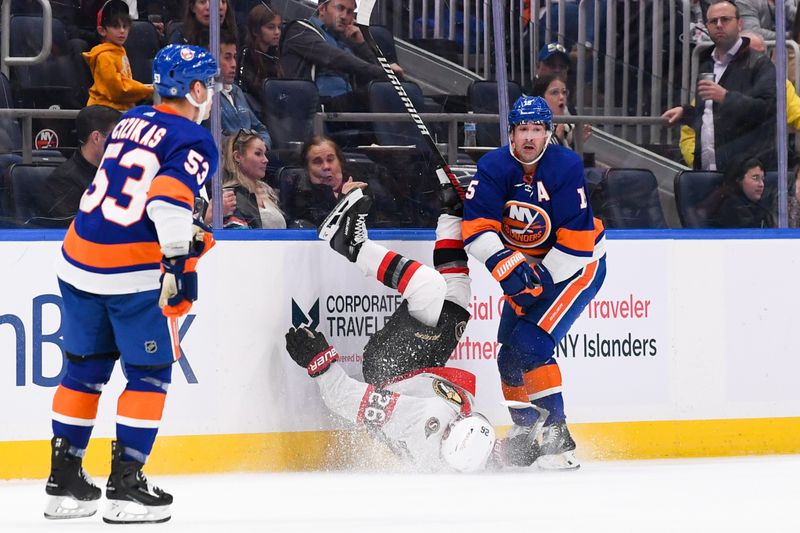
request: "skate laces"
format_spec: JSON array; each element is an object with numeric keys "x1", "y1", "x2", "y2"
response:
[{"x1": 352, "y1": 213, "x2": 368, "y2": 245}]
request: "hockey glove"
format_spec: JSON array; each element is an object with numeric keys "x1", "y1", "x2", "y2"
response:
[
  {"x1": 158, "y1": 220, "x2": 216, "y2": 318},
  {"x1": 485, "y1": 249, "x2": 542, "y2": 315},
  {"x1": 285, "y1": 327, "x2": 339, "y2": 377}
]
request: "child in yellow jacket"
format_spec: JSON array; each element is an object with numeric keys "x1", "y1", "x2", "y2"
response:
[{"x1": 84, "y1": 0, "x2": 153, "y2": 111}]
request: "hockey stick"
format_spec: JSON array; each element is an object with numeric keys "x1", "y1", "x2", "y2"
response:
[{"x1": 355, "y1": 0, "x2": 465, "y2": 199}]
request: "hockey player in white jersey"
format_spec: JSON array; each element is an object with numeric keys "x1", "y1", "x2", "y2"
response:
[{"x1": 285, "y1": 185, "x2": 496, "y2": 472}]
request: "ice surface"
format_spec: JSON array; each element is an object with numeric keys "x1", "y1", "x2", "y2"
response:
[{"x1": 2, "y1": 455, "x2": 798, "y2": 532}]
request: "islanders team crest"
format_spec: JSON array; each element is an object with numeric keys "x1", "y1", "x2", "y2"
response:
[{"x1": 501, "y1": 200, "x2": 551, "y2": 249}]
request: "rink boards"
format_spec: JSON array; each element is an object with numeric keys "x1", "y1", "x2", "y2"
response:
[{"x1": 1, "y1": 229, "x2": 800, "y2": 478}]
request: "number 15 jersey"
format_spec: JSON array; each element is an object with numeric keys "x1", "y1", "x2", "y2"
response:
[{"x1": 56, "y1": 104, "x2": 218, "y2": 295}]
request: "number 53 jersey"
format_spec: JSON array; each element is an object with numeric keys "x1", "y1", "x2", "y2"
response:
[{"x1": 56, "y1": 104, "x2": 218, "y2": 295}]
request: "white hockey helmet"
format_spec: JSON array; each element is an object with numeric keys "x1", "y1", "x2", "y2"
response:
[{"x1": 440, "y1": 413, "x2": 496, "y2": 472}]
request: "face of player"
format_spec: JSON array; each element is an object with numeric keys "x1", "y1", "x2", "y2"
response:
[
  {"x1": 319, "y1": 0, "x2": 356, "y2": 33},
  {"x1": 192, "y1": 0, "x2": 228, "y2": 27},
  {"x1": 740, "y1": 165, "x2": 765, "y2": 203},
  {"x1": 706, "y1": 2, "x2": 742, "y2": 51},
  {"x1": 235, "y1": 138, "x2": 269, "y2": 181},
  {"x1": 259, "y1": 16, "x2": 282, "y2": 49},
  {"x1": 190, "y1": 82, "x2": 213, "y2": 123},
  {"x1": 99, "y1": 23, "x2": 129, "y2": 47},
  {"x1": 220, "y1": 43, "x2": 237, "y2": 85},
  {"x1": 511, "y1": 123, "x2": 549, "y2": 163},
  {"x1": 306, "y1": 141, "x2": 344, "y2": 192},
  {"x1": 543, "y1": 78, "x2": 568, "y2": 116}
]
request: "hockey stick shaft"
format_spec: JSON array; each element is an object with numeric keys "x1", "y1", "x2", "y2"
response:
[{"x1": 355, "y1": 8, "x2": 465, "y2": 198}]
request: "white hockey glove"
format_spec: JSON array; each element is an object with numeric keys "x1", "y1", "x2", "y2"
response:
[{"x1": 158, "y1": 220, "x2": 216, "y2": 318}]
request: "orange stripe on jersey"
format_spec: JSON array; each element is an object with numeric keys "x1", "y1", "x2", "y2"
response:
[
  {"x1": 522, "y1": 364, "x2": 563, "y2": 395},
  {"x1": 501, "y1": 382, "x2": 529, "y2": 404},
  {"x1": 117, "y1": 390, "x2": 166, "y2": 421},
  {"x1": 462, "y1": 218, "x2": 501, "y2": 241},
  {"x1": 538, "y1": 260, "x2": 599, "y2": 333},
  {"x1": 147, "y1": 175, "x2": 194, "y2": 208},
  {"x1": 555, "y1": 227, "x2": 596, "y2": 254},
  {"x1": 52, "y1": 385, "x2": 101, "y2": 420},
  {"x1": 63, "y1": 226, "x2": 162, "y2": 268},
  {"x1": 153, "y1": 104, "x2": 182, "y2": 116},
  {"x1": 593, "y1": 216, "x2": 605, "y2": 235}
]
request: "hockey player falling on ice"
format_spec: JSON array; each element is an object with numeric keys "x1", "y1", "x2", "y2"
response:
[
  {"x1": 462, "y1": 96, "x2": 607, "y2": 470},
  {"x1": 44, "y1": 44, "x2": 219, "y2": 524},
  {"x1": 285, "y1": 185, "x2": 497, "y2": 472}
]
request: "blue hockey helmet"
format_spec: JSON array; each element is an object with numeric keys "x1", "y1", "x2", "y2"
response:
[
  {"x1": 153, "y1": 44, "x2": 218, "y2": 98},
  {"x1": 508, "y1": 95, "x2": 552, "y2": 131}
]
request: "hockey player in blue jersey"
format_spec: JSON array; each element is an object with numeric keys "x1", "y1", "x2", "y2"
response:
[
  {"x1": 462, "y1": 96, "x2": 607, "y2": 470},
  {"x1": 44, "y1": 44, "x2": 219, "y2": 524}
]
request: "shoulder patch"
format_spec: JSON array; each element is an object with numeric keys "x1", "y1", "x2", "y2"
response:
[{"x1": 432, "y1": 379, "x2": 464, "y2": 408}]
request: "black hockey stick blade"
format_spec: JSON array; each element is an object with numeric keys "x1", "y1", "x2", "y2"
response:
[{"x1": 355, "y1": 14, "x2": 465, "y2": 199}]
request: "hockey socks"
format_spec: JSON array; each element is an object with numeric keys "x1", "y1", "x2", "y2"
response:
[
  {"x1": 51, "y1": 357, "x2": 115, "y2": 456},
  {"x1": 115, "y1": 364, "x2": 171, "y2": 463}
]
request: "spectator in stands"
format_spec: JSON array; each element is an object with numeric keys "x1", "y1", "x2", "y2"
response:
[
  {"x1": 789, "y1": 163, "x2": 800, "y2": 227},
  {"x1": 531, "y1": 73, "x2": 590, "y2": 149},
  {"x1": 738, "y1": 0, "x2": 797, "y2": 40},
  {"x1": 280, "y1": 0, "x2": 404, "y2": 112},
  {"x1": 536, "y1": 42, "x2": 571, "y2": 81},
  {"x1": 43, "y1": 105, "x2": 121, "y2": 226},
  {"x1": 679, "y1": 30, "x2": 799, "y2": 167},
  {"x1": 214, "y1": 31, "x2": 273, "y2": 149},
  {"x1": 222, "y1": 129, "x2": 286, "y2": 229},
  {"x1": 171, "y1": 0, "x2": 238, "y2": 47},
  {"x1": 662, "y1": 0, "x2": 777, "y2": 173},
  {"x1": 709, "y1": 157, "x2": 775, "y2": 228},
  {"x1": 283, "y1": 136, "x2": 368, "y2": 225},
  {"x1": 83, "y1": 0, "x2": 154, "y2": 111},
  {"x1": 236, "y1": 2, "x2": 282, "y2": 97}
]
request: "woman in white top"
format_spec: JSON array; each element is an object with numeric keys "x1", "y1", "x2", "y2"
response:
[{"x1": 222, "y1": 128, "x2": 286, "y2": 229}]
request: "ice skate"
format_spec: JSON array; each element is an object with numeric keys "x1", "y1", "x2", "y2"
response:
[
  {"x1": 535, "y1": 421, "x2": 580, "y2": 470},
  {"x1": 44, "y1": 436, "x2": 101, "y2": 520},
  {"x1": 103, "y1": 441, "x2": 172, "y2": 524},
  {"x1": 318, "y1": 188, "x2": 372, "y2": 262}
]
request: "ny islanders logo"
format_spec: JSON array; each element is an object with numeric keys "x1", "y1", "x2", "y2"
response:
[{"x1": 501, "y1": 200, "x2": 551, "y2": 248}]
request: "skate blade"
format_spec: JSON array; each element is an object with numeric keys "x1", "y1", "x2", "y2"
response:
[
  {"x1": 317, "y1": 188, "x2": 365, "y2": 241},
  {"x1": 536, "y1": 450, "x2": 581, "y2": 471},
  {"x1": 102, "y1": 499, "x2": 171, "y2": 524},
  {"x1": 43, "y1": 495, "x2": 98, "y2": 520}
]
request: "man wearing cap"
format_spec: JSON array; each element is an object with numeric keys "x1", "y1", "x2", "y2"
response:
[{"x1": 536, "y1": 42, "x2": 571, "y2": 80}]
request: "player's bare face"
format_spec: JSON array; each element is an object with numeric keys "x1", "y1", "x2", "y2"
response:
[
  {"x1": 101, "y1": 24, "x2": 129, "y2": 47},
  {"x1": 237, "y1": 138, "x2": 269, "y2": 180},
  {"x1": 512, "y1": 123, "x2": 548, "y2": 162},
  {"x1": 259, "y1": 17, "x2": 282, "y2": 48},
  {"x1": 320, "y1": 0, "x2": 356, "y2": 33},
  {"x1": 307, "y1": 142, "x2": 343, "y2": 191}
]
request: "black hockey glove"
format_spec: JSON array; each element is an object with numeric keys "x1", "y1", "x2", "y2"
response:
[{"x1": 285, "y1": 327, "x2": 339, "y2": 377}]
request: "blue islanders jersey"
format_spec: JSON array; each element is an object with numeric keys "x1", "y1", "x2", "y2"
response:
[
  {"x1": 462, "y1": 144, "x2": 605, "y2": 283},
  {"x1": 56, "y1": 104, "x2": 218, "y2": 295}
]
